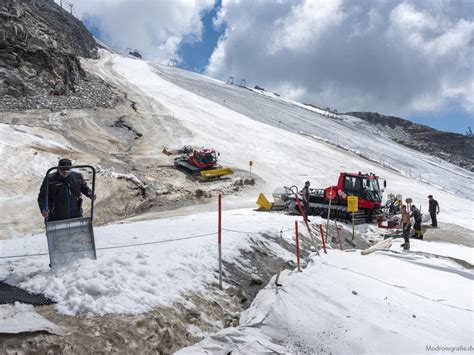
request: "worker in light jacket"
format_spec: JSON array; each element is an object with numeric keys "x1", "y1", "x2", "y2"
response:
[{"x1": 400, "y1": 205, "x2": 411, "y2": 250}]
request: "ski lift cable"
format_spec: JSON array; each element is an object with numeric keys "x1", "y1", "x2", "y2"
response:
[
  {"x1": 95, "y1": 232, "x2": 217, "y2": 251},
  {"x1": 0, "y1": 251, "x2": 49, "y2": 259}
]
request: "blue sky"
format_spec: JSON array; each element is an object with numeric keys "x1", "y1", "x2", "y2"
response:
[
  {"x1": 76, "y1": 0, "x2": 473, "y2": 135},
  {"x1": 409, "y1": 108, "x2": 473, "y2": 135},
  {"x1": 177, "y1": 0, "x2": 224, "y2": 73}
]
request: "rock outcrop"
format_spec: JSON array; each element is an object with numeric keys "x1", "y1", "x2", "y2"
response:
[{"x1": 0, "y1": 0, "x2": 117, "y2": 110}]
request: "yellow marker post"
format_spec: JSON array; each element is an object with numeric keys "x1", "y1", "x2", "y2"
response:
[
  {"x1": 347, "y1": 196, "x2": 359, "y2": 242},
  {"x1": 249, "y1": 161, "x2": 253, "y2": 178}
]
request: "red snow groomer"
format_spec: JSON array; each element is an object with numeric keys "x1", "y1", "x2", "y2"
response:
[
  {"x1": 170, "y1": 146, "x2": 233, "y2": 179},
  {"x1": 272, "y1": 172, "x2": 386, "y2": 224}
]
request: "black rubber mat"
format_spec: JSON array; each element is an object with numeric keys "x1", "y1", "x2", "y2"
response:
[{"x1": 0, "y1": 281, "x2": 54, "y2": 306}]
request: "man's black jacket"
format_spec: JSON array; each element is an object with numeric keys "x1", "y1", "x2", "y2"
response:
[
  {"x1": 301, "y1": 186, "x2": 310, "y2": 203},
  {"x1": 411, "y1": 208, "x2": 422, "y2": 223},
  {"x1": 429, "y1": 199, "x2": 439, "y2": 212},
  {"x1": 38, "y1": 171, "x2": 93, "y2": 221}
]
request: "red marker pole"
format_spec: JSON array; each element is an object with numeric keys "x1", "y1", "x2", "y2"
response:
[
  {"x1": 295, "y1": 221, "x2": 301, "y2": 272},
  {"x1": 319, "y1": 224, "x2": 327, "y2": 254},
  {"x1": 218, "y1": 193, "x2": 223, "y2": 290},
  {"x1": 294, "y1": 193, "x2": 318, "y2": 249},
  {"x1": 294, "y1": 193, "x2": 312, "y2": 236}
]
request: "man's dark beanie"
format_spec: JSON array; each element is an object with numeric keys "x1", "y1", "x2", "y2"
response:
[{"x1": 58, "y1": 158, "x2": 72, "y2": 169}]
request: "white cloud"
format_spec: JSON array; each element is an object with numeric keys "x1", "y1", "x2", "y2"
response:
[
  {"x1": 268, "y1": 0, "x2": 344, "y2": 54},
  {"x1": 206, "y1": 0, "x2": 474, "y2": 117},
  {"x1": 390, "y1": 3, "x2": 437, "y2": 32},
  {"x1": 389, "y1": 3, "x2": 474, "y2": 57},
  {"x1": 428, "y1": 19, "x2": 474, "y2": 56},
  {"x1": 274, "y1": 82, "x2": 306, "y2": 100},
  {"x1": 206, "y1": 35, "x2": 227, "y2": 77},
  {"x1": 62, "y1": 0, "x2": 215, "y2": 62}
]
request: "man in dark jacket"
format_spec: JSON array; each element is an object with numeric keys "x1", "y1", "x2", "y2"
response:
[
  {"x1": 428, "y1": 195, "x2": 440, "y2": 227},
  {"x1": 301, "y1": 181, "x2": 311, "y2": 222},
  {"x1": 410, "y1": 205, "x2": 423, "y2": 240},
  {"x1": 38, "y1": 158, "x2": 96, "y2": 222}
]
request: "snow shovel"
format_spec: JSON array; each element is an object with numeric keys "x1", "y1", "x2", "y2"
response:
[{"x1": 44, "y1": 165, "x2": 97, "y2": 268}]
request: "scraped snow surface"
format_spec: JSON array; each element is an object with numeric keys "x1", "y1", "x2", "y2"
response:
[
  {"x1": 1, "y1": 51, "x2": 472, "y2": 352},
  {"x1": 0, "y1": 303, "x2": 60, "y2": 334},
  {"x1": 178, "y1": 250, "x2": 472, "y2": 354}
]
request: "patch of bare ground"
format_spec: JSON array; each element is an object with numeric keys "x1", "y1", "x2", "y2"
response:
[
  {"x1": 422, "y1": 222, "x2": 473, "y2": 248},
  {"x1": 0, "y1": 292, "x2": 240, "y2": 354}
]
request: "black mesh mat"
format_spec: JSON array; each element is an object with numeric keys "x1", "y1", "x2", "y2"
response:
[{"x1": 0, "y1": 281, "x2": 54, "y2": 306}]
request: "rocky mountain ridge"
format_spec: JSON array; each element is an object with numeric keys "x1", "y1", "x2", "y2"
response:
[{"x1": 347, "y1": 111, "x2": 473, "y2": 172}]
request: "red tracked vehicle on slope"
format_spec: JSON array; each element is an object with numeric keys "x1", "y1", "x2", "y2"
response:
[
  {"x1": 170, "y1": 146, "x2": 233, "y2": 179},
  {"x1": 272, "y1": 172, "x2": 386, "y2": 224}
]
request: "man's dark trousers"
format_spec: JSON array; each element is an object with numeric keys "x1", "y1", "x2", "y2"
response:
[{"x1": 430, "y1": 210, "x2": 437, "y2": 227}]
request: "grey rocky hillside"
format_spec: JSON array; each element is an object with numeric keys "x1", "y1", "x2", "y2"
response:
[
  {"x1": 0, "y1": 0, "x2": 118, "y2": 110},
  {"x1": 347, "y1": 111, "x2": 473, "y2": 172}
]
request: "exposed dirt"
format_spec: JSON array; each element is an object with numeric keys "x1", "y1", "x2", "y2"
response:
[
  {"x1": 422, "y1": 222, "x2": 473, "y2": 248},
  {"x1": 0, "y1": 291, "x2": 241, "y2": 354}
]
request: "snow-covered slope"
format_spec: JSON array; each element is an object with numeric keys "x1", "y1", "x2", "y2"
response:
[
  {"x1": 151, "y1": 62, "x2": 473, "y2": 201},
  {"x1": 85, "y1": 51, "x2": 473, "y2": 230}
]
